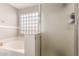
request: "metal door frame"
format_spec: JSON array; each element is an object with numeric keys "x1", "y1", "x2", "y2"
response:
[{"x1": 74, "y1": 3, "x2": 79, "y2": 56}]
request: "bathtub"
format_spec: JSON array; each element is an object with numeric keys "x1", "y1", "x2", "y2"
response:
[
  {"x1": 0, "y1": 48, "x2": 24, "y2": 56},
  {"x1": 0, "y1": 36, "x2": 24, "y2": 56}
]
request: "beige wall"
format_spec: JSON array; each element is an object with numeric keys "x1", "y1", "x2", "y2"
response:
[
  {"x1": 41, "y1": 3, "x2": 75, "y2": 56},
  {"x1": 0, "y1": 3, "x2": 18, "y2": 39}
]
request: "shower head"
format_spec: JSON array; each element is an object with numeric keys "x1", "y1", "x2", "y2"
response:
[
  {"x1": 69, "y1": 12, "x2": 75, "y2": 24},
  {"x1": 70, "y1": 12, "x2": 75, "y2": 20}
]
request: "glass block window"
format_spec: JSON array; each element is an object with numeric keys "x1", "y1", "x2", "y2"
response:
[{"x1": 20, "y1": 12, "x2": 40, "y2": 34}]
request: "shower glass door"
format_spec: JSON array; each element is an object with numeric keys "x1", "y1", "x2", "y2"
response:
[{"x1": 40, "y1": 3, "x2": 75, "y2": 56}]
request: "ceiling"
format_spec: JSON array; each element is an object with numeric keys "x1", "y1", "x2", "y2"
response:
[{"x1": 9, "y1": 3, "x2": 38, "y2": 9}]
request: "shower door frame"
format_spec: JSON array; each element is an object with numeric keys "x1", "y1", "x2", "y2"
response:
[{"x1": 74, "y1": 3, "x2": 79, "y2": 56}]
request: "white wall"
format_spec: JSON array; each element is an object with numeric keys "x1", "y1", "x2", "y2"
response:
[
  {"x1": 0, "y1": 3, "x2": 18, "y2": 39},
  {"x1": 41, "y1": 3, "x2": 75, "y2": 56},
  {"x1": 19, "y1": 5, "x2": 39, "y2": 14}
]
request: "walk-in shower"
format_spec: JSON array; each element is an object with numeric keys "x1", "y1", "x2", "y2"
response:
[{"x1": 40, "y1": 3, "x2": 79, "y2": 56}]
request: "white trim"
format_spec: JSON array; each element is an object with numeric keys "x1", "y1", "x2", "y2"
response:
[{"x1": 0, "y1": 25, "x2": 18, "y2": 29}]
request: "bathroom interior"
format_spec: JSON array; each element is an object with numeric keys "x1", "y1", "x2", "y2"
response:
[{"x1": 0, "y1": 3, "x2": 79, "y2": 56}]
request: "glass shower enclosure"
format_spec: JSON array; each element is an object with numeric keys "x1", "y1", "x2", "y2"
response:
[{"x1": 40, "y1": 3, "x2": 79, "y2": 56}]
